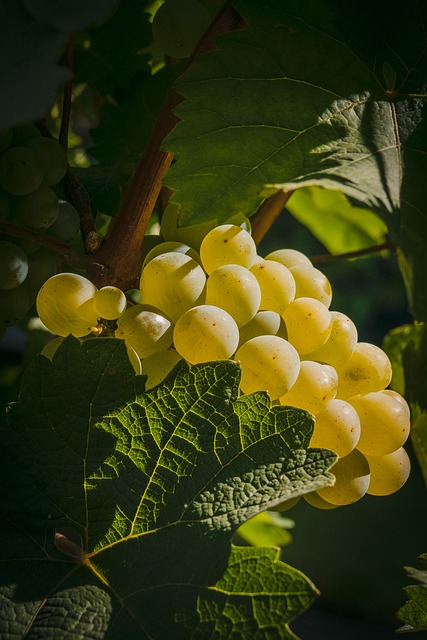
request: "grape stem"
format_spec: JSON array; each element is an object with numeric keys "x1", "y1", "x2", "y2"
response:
[
  {"x1": 311, "y1": 241, "x2": 395, "y2": 264},
  {"x1": 251, "y1": 190, "x2": 294, "y2": 246},
  {"x1": 87, "y1": 1, "x2": 245, "y2": 290}
]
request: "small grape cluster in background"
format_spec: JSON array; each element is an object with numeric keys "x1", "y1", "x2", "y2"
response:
[
  {"x1": 0, "y1": 124, "x2": 81, "y2": 340},
  {"x1": 35, "y1": 210, "x2": 411, "y2": 511}
]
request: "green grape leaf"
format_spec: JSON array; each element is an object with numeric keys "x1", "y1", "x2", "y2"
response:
[
  {"x1": 0, "y1": 337, "x2": 335, "y2": 639},
  {"x1": 73, "y1": 0, "x2": 152, "y2": 95},
  {"x1": 286, "y1": 187, "x2": 388, "y2": 255},
  {"x1": 164, "y1": 0, "x2": 427, "y2": 319},
  {"x1": 397, "y1": 554, "x2": 427, "y2": 633}
]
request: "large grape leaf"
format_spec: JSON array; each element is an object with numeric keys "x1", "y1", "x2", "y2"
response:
[
  {"x1": 164, "y1": 0, "x2": 427, "y2": 319},
  {"x1": 0, "y1": 337, "x2": 335, "y2": 639},
  {"x1": 397, "y1": 553, "x2": 427, "y2": 633}
]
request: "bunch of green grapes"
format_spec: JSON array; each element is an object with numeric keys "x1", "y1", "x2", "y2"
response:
[
  {"x1": 0, "y1": 123, "x2": 81, "y2": 335},
  {"x1": 37, "y1": 217, "x2": 411, "y2": 509}
]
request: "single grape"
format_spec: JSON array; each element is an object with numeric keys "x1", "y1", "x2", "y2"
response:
[
  {"x1": 265, "y1": 248, "x2": 313, "y2": 269},
  {"x1": 335, "y1": 342, "x2": 392, "y2": 399},
  {"x1": 12, "y1": 183, "x2": 59, "y2": 230},
  {"x1": 36, "y1": 273, "x2": 99, "y2": 337},
  {"x1": 303, "y1": 491, "x2": 339, "y2": 510},
  {"x1": 309, "y1": 398, "x2": 361, "y2": 457},
  {"x1": 280, "y1": 361, "x2": 338, "y2": 414},
  {"x1": 238, "y1": 310, "x2": 288, "y2": 347},
  {"x1": 141, "y1": 234, "x2": 165, "y2": 263},
  {"x1": 365, "y1": 448, "x2": 411, "y2": 496},
  {"x1": 0, "y1": 146, "x2": 44, "y2": 195},
  {"x1": 93, "y1": 286, "x2": 127, "y2": 320},
  {"x1": 46, "y1": 200, "x2": 80, "y2": 243},
  {"x1": 141, "y1": 349, "x2": 183, "y2": 389},
  {"x1": 25, "y1": 137, "x2": 68, "y2": 186},
  {"x1": 173, "y1": 304, "x2": 239, "y2": 364},
  {"x1": 40, "y1": 336, "x2": 65, "y2": 360},
  {"x1": 302, "y1": 311, "x2": 358, "y2": 368},
  {"x1": 206, "y1": 264, "x2": 261, "y2": 327},
  {"x1": 0, "y1": 285, "x2": 30, "y2": 326},
  {"x1": 316, "y1": 448, "x2": 370, "y2": 505},
  {"x1": 234, "y1": 335, "x2": 300, "y2": 400},
  {"x1": 349, "y1": 390, "x2": 410, "y2": 456},
  {"x1": 200, "y1": 224, "x2": 257, "y2": 275},
  {"x1": 0, "y1": 240, "x2": 29, "y2": 290},
  {"x1": 249, "y1": 259, "x2": 296, "y2": 314},
  {"x1": 282, "y1": 296, "x2": 332, "y2": 354},
  {"x1": 142, "y1": 240, "x2": 201, "y2": 268},
  {"x1": 152, "y1": 0, "x2": 211, "y2": 59},
  {"x1": 11, "y1": 123, "x2": 41, "y2": 146},
  {"x1": 140, "y1": 251, "x2": 206, "y2": 323},
  {"x1": 115, "y1": 304, "x2": 173, "y2": 359},
  {"x1": 290, "y1": 264, "x2": 332, "y2": 307},
  {"x1": 269, "y1": 496, "x2": 300, "y2": 512}
]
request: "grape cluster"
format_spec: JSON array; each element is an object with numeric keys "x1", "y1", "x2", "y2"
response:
[
  {"x1": 36, "y1": 221, "x2": 411, "y2": 509},
  {"x1": 0, "y1": 124, "x2": 80, "y2": 337}
]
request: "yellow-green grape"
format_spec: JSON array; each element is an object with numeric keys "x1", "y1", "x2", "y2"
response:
[
  {"x1": 0, "y1": 240, "x2": 28, "y2": 289},
  {"x1": 303, "y1": 491, "x2": 339, "y2": 510},
  {"x1": 115, "y1": 304, "x2": 173, "y2": 359},
  {"x1": 140, "y1": 252, "x2": 206, "y2": 323},
  {"x1": 24, "y1": 137, "x2": 68, "y2": 186},
  {"x1": 141, "y1": 350, "x2": 183, "y2": 389},
  {"x1": 36, "y1": 273, "x2": 99, "y2": 338},
  {"x1": 0, "y1": 146, "x2": 44, "y2": 195},
  {"x1": 234, "y1": 335, "x2": 300, "y2": 400},
  {"x1": 0, "y1": 285, "x2": 29, "y2": 327},
  {"x1": 206, "y1": 264, "x2": 261, "y2": 327},
  {"x1": 200, "y1": 224, "x2": 257, "y2": 275},
  {"x1": 269, "y1": 496, "x2": 300, "y2": 512},
  {"x1": 238, "y1": 310, "x2": 287, "y2": 347},
  {"x1": 126, "y1": 345, "x2": 142, "y2": 375},
  {"x1": 302, "y1": 311, "x2": 358, "y2": 368},
  {"x1": 349, "y1": 390, "x2": 410, "y2": 456},
  {"x1": 265, "y1": 248, "x2": 313, "y2": 270},
  {"x1": 40, "y1": 336, "x2": 65, "y2": 360},
  {"x1": 152, "y1": 0, "x2": 211, "y2": 59},
  {"x1": 282, "y1": 296, "x2": 332, "y2": 354},
  {"x1": 316, "y1": 448, "x2": 370, "y2": 505},
  {"x1": 310, "y1": 398, "x2": 361, "y2": 457},
  {"x1": 280, "y1": 361, "x2": 338, "y2": 414},
  {"x1": 142, "y1": 240, "x2": 201, "y2": 268},
  {"x1": 12, "y1": 183, "x2": 59, "y2": 230},
  {"x1": 335, "y1": 342, "x2": 392, "y2": 399},
  {"x1": 93, "y1": 286, "x2": 127, "y2": 320},
  {"x1": 290, "y1": 264, "x2": 332, "y2": 307},
  {"x1": 249, "y1": 259, "x2": 296, "y2": 314},
  {"x1": 365, "y1": 448, "x2": 411, "y2": 496},
  {"x1": 173, "y1": 304, "x2": 239, "y2": 364}
]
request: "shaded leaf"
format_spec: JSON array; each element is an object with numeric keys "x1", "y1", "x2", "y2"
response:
[
  {"x1": 24, "y1": 0, "x2": 119, "y2": 32},
  {"x1": 0, "y1": 337, "x2": 335, "y2": 638},
  {"x1": 397, "y1": 554, "x2": 427, "y2": 633}
]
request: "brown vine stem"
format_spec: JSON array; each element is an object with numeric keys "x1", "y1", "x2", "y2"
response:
[
  {"x1": 251, "y1": 190, "x2": 293, "y2": 246},
  {"x1": 0, "y1": 219, "x2": 91, "y2": 270},
  {"x1": 88, "y1": 1, "x2": 245, "y2": 290},
  {"x1": 310, "y1": 241, "x2": 395, "y2": 264}
]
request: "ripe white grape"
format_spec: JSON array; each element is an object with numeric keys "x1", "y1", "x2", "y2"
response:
[
  {"x1": 280, "y1": 361, "x2": 338, "y2": 414},
  {"x1": 12, "y1": 183, "x2": 59, "y2": 230},
  {"x1": 141, "y1": 350, "x2": 183, "y2": 389},
  {"x1": 36, "y1": 273, "x2": 99, "y2": 338},
  {"x1": 142, "y1": 240, "x2": 201, "y2": 268},
  {"x1": 265, "y1": 248, "x2": 313, "y2": 270},
  {"x1": 316, "y1": 448, "x2": 370, "y2": 505},
  {"x1": 0, "y1": 146, "x2": 44, "y2": 195},
  {"x1": 0, "y1": 240, "x2": 28, "y2": 290},
  {"x1": 335, "y1": 342, "x2": 392, "y2": 399},
  {"x1": 139, "y1": 251, "x2": 206, "y2": 323},
  {"x1": 93, "y1": 286, "x2": 127, "y2": 320},
  {"x1": 47, "y1": 200, "x2": 80, "y2": 243},
  {"x1": 40, "y1": 336, "x2": 65, "y2": 360},
  {"x1": 234, "y1": 335, "x2": 300, "y2": 400},
  {"x1": 206, "y1": 264, "x2": 261, "y2": 327},
  {"x1": 269, "y1": 496, "x2": 300, "y2": 512},
  {"x1": 238, "y1": 310, "x2": 287, "y2": 347},
  {"x1": 349, "y1": 390, "x2": 410, "y2": 456},
  {"x1": 365, "y1": 448, "x2": 411, "y2": 496},
  {"x1": 309, "y1": 398, "x2": 361, "y2": 457},
  {"x1": 249, "y1": 259, "x2": 295, "y2": 314},
  {"x1": 115, "y1": 304, "x2": 173, "y2": 359},
  {"x1": 303, "y1": 491, "x2": 339, "y2": 510},
  {"x1": 173, "y1": 304, "x2": 239, "y2": 364},
  {"x1": 290, "y1": 264, "x2": 332, "y2": 307},
  {"x1": 152, "y1": 0, "x2": 211, "y2": 59},
  {"x1": 282, "y1": 296, "x2": 332, "y2": 354},
  {"x1": 200, "y1": 224, "x2": 257, "y2": 274},
  {"x1": 24, "y1": 136, "x2": 68, "y2": 186},
  {"x1": 302, "y1": 311, "x2": 358, "y2": 368}
]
